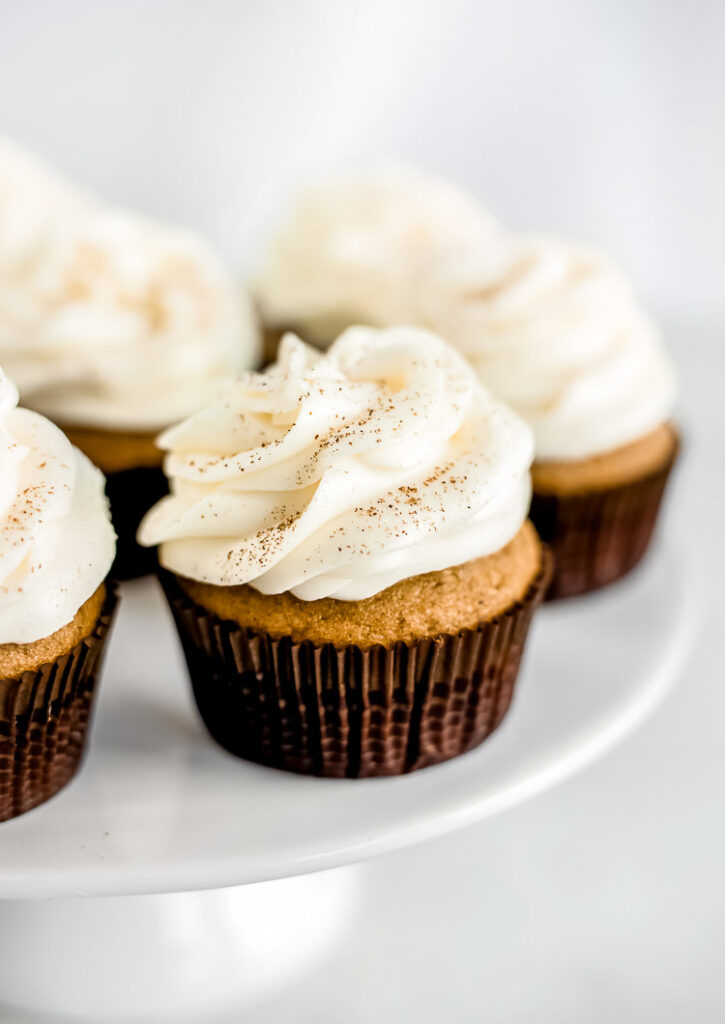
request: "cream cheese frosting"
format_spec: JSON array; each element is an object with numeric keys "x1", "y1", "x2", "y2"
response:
[
  {"x1": 0, "y1": 368, "x2": 115, "y2": 644},
  {"x1": 139, "y1": 325, "x2": 534, "y2": 600},
  {"x1": 0, "y1": 137, "x2": 260, "y2": 432},
  {"x1": 419, "y1": 234, "x2": 677, "y2": 461},
  {"x1": 254, "y1": 163, "x2": 501, "y2": 346}
]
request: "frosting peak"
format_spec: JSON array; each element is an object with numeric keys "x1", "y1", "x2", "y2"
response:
[
  {"x1": 139, "y1": 326, "x2": 533, "y2": 600},
  {"x1": 0, "y1": 367, "x2": 115, "y2": 644}
]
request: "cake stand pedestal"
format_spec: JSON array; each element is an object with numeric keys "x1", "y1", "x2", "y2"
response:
[
  {"x1": 0, "y1": 543, "x2": 697, "y2": 1021},
  {"x1": 0, "y1": 869, "x2": 361, "y2": 1020}
]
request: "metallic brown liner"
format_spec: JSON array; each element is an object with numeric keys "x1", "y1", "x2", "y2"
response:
[
  {"x1": 531, "y1": 440, "x2": 679, "y2": 600},
  {"x1": 0, "y1": 586, "x2": 119, "y2": 822},
  {"x1": 161, "y1": 552, "x2": 551, "y2": 778}
]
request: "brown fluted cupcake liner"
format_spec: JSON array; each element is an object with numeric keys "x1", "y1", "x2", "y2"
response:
[
  {"x1": 0, "y1": 586, "x2": 119, "y2": 822},
  {"x1": 161, "y1": 553, "x2": 551, "y2": 778},
  {"x1": 530, "y1": 441, "x2": 679, "y2": 601},
  {"x1": 105, "y1": 466, "x2": 168, "y2": 580}
]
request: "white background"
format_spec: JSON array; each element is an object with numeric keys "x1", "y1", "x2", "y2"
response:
[
  {"x1": 0, "y1": 2, "x2": 722, "y2": 1021},
  {"x1": 1, "y1": 0, "x2": 723, "y2": 322}
]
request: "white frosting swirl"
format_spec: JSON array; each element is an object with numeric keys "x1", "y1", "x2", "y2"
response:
[
  {"x1": 0, "y1": 137, "x2": 260, "y2": 431},
  {"x1": 420, "y1": 235, "x2": 676, "y2": 460},
  {"x1": 0, "y1": 368, "x2": 115, "y2": 644},
  {"x1": 254, "y1": 163, "x2": 500, "y2": 346},
  {"x1": 139, "y1": 326, "x2": 533, "y2": 600}
]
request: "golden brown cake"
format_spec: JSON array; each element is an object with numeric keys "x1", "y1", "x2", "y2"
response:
[
  {"x1": 0, "y1": 586, "x2": 106, "y2": 681},
  {"x1": 179, "y1": 522, "x2": 541, "y2": 648},
  {"x1": 531, "y1": 424, "x2": 678, "y2": 496},
  {"x1": 64, "y1": 425, "x2": 163, "y2": 475}
]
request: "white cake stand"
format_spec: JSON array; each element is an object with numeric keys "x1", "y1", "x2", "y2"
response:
[{"x1": 0, "y1": 541, "x2": 697, "y2": 1021}]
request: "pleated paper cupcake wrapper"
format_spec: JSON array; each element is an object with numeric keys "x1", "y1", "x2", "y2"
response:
[
  {"x1": 106, "y1": 466, "x2": 168, "y2": 580},
  {"x1": 0, "y1": 585, "x2": 119, "y2": 823},
  {"x1": 530, "y1": 443, "x2": 679, "y2": 601},
  {"x1": 161, "y1": 552, "x2": 551, "y2": 779}
]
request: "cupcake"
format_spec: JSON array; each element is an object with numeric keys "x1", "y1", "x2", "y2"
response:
[
  {"x1": 0, "y1": 137, "x2": 261, "y2": 578},
  {"x1": 421, "y1": 235, "x2": 679, "y2": 598},
  {"x1": 254, "y1": 162, "x2": 499, "y2": 361},
  {"x1": 254, "y1": 166, "x2": 677, "y2": 598},
  {"x1": 0, "y1": 367, "x2": 117, "y2": 821},
  {"x1": 139, "y1": 325, "x2": 550, "y2": 777}
]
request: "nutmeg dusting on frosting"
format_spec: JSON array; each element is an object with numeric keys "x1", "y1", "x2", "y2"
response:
[{"x1": 139, "y1": 325, "x2": 533, "y2": 601}]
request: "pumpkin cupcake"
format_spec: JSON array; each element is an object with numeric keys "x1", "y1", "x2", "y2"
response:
[
  {"x1": 0, "y1": 368, "x2": 117, "y2": 821},
  {"x1": 0, "y1": 137, "x2": 261, "y2": 578},
  {"x1": 139, "y1": 325, "x2": 550, "y2": 777}
]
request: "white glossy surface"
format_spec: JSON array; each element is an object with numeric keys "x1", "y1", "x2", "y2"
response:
[
  {"x1": 0, "y1": 541, "x2": 696, "y2": 900},
  {"x1": 0, "y1": 867, "x2": 360, "y2": 1021}
]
